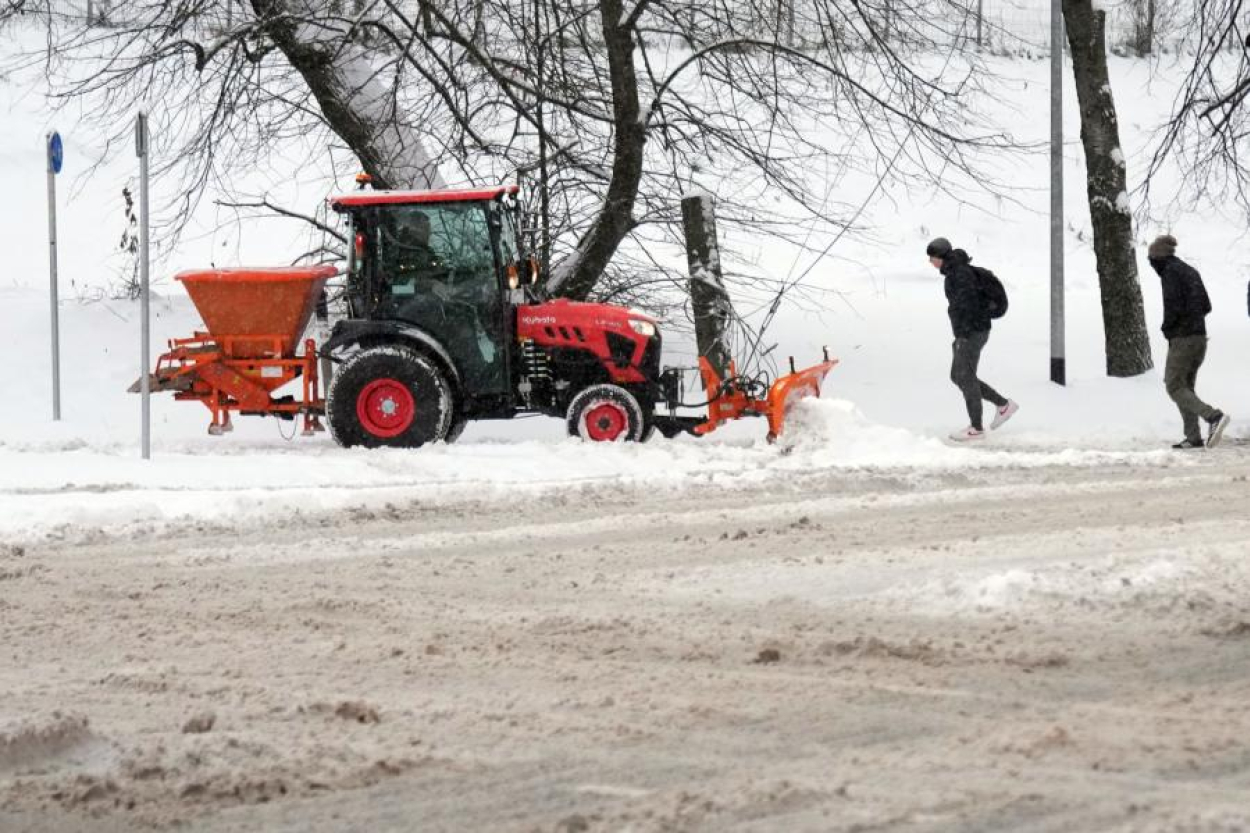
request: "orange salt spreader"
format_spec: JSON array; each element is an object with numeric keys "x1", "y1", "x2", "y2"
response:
[{"x1": 132, "y1": 266, "x2": 336, "y2": 435}]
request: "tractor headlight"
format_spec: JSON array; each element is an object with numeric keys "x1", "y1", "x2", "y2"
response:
[{"x1": 628, "y1": 318, "x2": 656, "y2": 337}]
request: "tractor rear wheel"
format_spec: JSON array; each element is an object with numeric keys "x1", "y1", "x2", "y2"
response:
[
  {"x1": 327, "y1": 345, "x2": 453, "y2": 448},
  {"x1": 566, "y1": 384, "x2": 645, "y2": 442},
  {"x1": 445, "y1": 414, "x2": 469, "y2": 444}
]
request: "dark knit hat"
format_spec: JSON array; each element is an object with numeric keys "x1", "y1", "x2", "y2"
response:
[
  {"x1": 925, "y1": 237, "x2": 953, "y2": 258},
  {"x1": 1147, "y1": 234, "x2": 1177, "y2": 260}
]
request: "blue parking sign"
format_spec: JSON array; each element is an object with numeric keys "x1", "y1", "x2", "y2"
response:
[{"x1": 48, "y1": 132, "x2": 63, "y2": 175}]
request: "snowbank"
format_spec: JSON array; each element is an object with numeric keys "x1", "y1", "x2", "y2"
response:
[{"x1": 0, "y1": 388, "x2": 1190, "y2": 544}]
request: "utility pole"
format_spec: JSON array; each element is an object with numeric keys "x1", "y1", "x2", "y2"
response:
[
  {"x1": 136, "y1": 113, "x2": 152, "y2": 459},
  {"x1": 1050, "y1": 0, "x2": 1066, "y2": 386}
]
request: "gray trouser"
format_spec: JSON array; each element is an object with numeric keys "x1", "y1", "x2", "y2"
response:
[
  {"x1": 951, "y1": 330, "x2": 1007, "y2": 431},
  {"x1": 1164, "y1": 335, "x2": 1218, "y2": 441}
]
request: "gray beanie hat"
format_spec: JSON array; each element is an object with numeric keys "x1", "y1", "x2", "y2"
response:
[
  {"x1": 925, "y1": 237, "x2": 953, "y2": 258},
  {"x1": 1148, "y1": 234, "x2": 1177, "y2": 260}
]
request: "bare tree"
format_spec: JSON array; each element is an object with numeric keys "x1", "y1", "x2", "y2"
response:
[
  {"x1": 2, "y1": 0, "x2": 1016, "y2": 371},
  {"x1": 1064, "y1": 0, "x2": 1154, "y2": 377},
  {"x1": 249, "y1": 0, "x2": 446, "y2": 191},
  {"x1": 1145, "y1": 0, "x2": 1250, "y2": 217}
]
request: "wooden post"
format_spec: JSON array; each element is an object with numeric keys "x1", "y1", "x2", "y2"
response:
[{"x1": 681, "y1": 192, "x2": 732, "y2": 384}]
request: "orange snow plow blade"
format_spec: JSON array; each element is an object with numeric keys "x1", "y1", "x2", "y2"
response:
[{"x1": 693, "y1": 352, "x2": 838, "y2": 441}]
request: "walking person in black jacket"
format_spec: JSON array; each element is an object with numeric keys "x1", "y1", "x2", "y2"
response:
[
  {"x1": 1148, "y1": 235, "x2": 1231, "y2": 449},
  {"x1": 927, "y1": 238, "x2": 1018, "y2": 441}
]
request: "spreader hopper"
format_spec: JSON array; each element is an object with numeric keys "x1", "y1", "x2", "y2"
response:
[
  {"x1": 133, "y1": 265, "x2": 337, "y2": 435},
  {"x1": 178, "y1": 267, "x2": 336, "y2": 360}
]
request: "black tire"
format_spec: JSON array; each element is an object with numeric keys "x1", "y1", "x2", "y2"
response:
[
  {"x1": 444, "y1": 415, "x2": 468, "y2": 444},
  {"x1": 566, "y1": 384, "x2": 645, "y2": 442},
  {"x1": 637, "y1": 398, "x2": 658, "y2": 442},
  {"x1": 326, "y1": 345, "x2": 454, "y2": 449}
]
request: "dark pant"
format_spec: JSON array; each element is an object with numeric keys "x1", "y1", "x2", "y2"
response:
[
  {"x1": 1164, "y1": 336, "x2": 1217, "y2": 442},
  {"x1": 951, "y1": 330, "x2": 1007, "y2": 431}
]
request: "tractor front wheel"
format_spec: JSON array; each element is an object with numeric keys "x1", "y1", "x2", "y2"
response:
[
  {"x1": 327, "y1": 345, "x2": 454, "y2": 448},
  {"x1": 566, "y1": 384, "x2": 646, "y2": 442}
]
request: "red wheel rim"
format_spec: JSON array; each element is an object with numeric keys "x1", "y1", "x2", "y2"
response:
[
  {"x1": 357, "y1": 378, "x2": 415, "y2": 438},
  {"x1": 583, "y1": 400, "x2": 629, "y2": 441}
]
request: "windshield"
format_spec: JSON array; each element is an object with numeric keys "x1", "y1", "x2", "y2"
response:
[{"x1": 376, "y1": 203, "x2": 494, "y2": 290}]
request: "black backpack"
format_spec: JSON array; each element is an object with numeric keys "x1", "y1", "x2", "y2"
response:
[{"x1": 973, "y1": 266, "x2": 1009, "y2": 319}]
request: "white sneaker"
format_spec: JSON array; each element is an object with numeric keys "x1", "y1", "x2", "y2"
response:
[
  {"x1": 1207, "y1": 411, "x2": 1231, "y2": 449},
  {"x1": 948, "y1": 426, "x2": 986, "y2": 442},
  {"x1": 990, "y1": 400, "x2": 1019, "y2": 430}
]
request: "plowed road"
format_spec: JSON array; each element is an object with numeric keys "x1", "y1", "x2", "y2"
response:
[{"x1": 3, "y1": 455, "x2": 1250, "y2": 832}]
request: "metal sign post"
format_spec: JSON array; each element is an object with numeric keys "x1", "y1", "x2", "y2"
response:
[
  {"x1": 1050, "y1": 0, "x2": 1066, "y2": 386},
  {"x1": 47, "y1": 131, "x2": 63, "y2": 419},
  {"x1": 136, "y1": 113, "x2": 151, "y2": 460}
]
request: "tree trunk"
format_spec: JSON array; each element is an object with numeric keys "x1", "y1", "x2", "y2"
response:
[
  {"x1": 542, "y1": 0, "x2": 646, "y2": 301},
  {"x1": 250, "y1": 0, "x2": 445, "y2": 191},
  {"x1": 1063, "y1": 0, "x2": 1153, "y2": 377},
  {"x1": 1132, "y1": 0, "x2": 1155, "y2": 56},
  {"x1": 681, "y1": 193, "x2": 733, "y2": 382}
]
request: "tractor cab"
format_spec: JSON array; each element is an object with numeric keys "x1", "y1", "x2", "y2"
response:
[{"x1": 329, "y1": 184, "x2": 531, "y2": 411}]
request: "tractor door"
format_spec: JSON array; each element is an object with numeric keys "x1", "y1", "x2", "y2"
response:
[{"x1": 367, "y1": 201, "x2": 509, "y2": 398}]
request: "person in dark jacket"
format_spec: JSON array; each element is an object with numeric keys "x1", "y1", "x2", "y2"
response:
[
  {"x1": 927, "y1": 238, "x2": 1018, "y2": 441},
  {"x1": 1147, "y1": 235, "x2": 1231, "y2": 449}
]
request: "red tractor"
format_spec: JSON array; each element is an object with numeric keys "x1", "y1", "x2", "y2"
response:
[{"x1": 141, "y1": 184, "x2": 835, "y2": 447}]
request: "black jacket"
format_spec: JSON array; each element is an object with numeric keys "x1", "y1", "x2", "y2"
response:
[
  {"x1": 941, "y1": 249, "x2": 991, "y2": 338},
  {"x1": 1150, "y1": 255, "x2": 1211, "y2": 339}
]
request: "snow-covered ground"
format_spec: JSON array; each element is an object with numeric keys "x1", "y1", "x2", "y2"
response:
[
  {"x1": 4, "y1": 25, "x2": 1250, "y2": 833},
  {"x1": 2, "y1": 49, "x2": 1248, "y2": 542},
  {"x1": 3, "y1": 461, "x2": 1250, "y2": 832}
]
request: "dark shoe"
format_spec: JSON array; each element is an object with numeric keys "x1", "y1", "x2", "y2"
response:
[
  {"x1": 1172, "y1": 438, "x2": 1205, "y2": 450},
  {"x1": 1207, "y1": 411, "x2": 1231, "y2": 449}
]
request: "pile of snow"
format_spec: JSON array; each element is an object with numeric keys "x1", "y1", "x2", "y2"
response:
[
  {"x1": 936, "y1": 559, "x2": 1189, "y2": 614},
  {"x1": 780, "y1": 398, "x2": 1180, "y2": 468},
  {"x1": 650, "y1": 516, "x2": 1250, "y2": 627},
  {"x1": 877, "y1": 540, "x2": 1249, "y2": 623}
]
